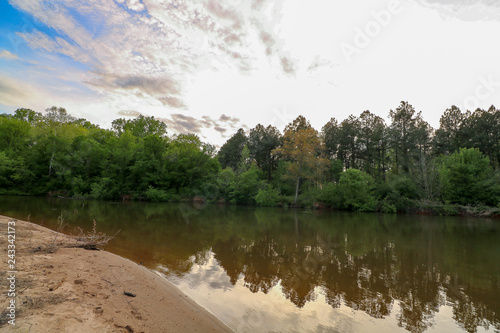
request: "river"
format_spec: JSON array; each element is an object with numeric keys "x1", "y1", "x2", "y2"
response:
[{"x1": 0, "y1": 196, "x2": 499, "y2": 333}]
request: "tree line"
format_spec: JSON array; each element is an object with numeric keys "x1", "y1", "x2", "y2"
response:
[{"x1": 1, "y1": 102, "x2": 499, "y2": 213}]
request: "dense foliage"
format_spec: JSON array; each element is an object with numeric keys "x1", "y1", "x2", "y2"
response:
[
  {"x1": 1, "y1": 102, "x2": 500, "y2": 213},
  {"x1": 0, "y1": 108, "x2": 219, "y2": 201}
]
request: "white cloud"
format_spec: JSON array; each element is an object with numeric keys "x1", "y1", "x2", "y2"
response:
[
  {"x1": 3, "y1": 0, "x2": 500, "y2": 146},
  {"x1": 126, "y1": 0, "x2": 146, "y2": 12},
  {"x1": 413, "y1": 0, "x2": 500, "y2": 20},
  {"x1": 10, "y1": 0, "x2": 297, "y2": 113},
  {"x1": 0, "y1": 50, "x2": 18, "y2": 60}
]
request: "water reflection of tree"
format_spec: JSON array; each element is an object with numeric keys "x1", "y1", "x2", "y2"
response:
[
  {"x1": 452, "y1": 289, "x2": 500, "y2": 333},
  {"x1": 2, "y1": 197, "x2": 499, "y2": 333},
  {"x1": 210, "y1": 209, "x2": 500, "y2": 333}
]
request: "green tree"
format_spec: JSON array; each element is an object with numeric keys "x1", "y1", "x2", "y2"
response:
[
  {"x1": 218, "y1": 128, "x2": 247, "y2": 170},
  {"x1": 248, "y1": 124, "x2": 281, "y2": 180},
  {"x1": 461, "y1": 106, "x2": 500, "y2": 168},
  {"x1": 44, "y1": 106, "x2": 75, "y2": 123},
  {"x1": 274, "y1": 116, "x2": 328, "y2": 205},
  {"x1": 228, "y1": 165, "x2": 265, "y2": 205},
  {"x1": 28, "y1": 111, "x2": 88, "y2": 193},
  {"x1": 433, "y1": 105, "x2": 465, "y2": 156},
  {"x1": 0, "y1": 152, "x2": 32, "y2": 193},
  {"x1": 97, "y1": 131, "x2": 138, "y2": 198},
  {"x1": 413, "y1": 118, "x2": 434, "y2": 198},
  {"x1": 337, "y1": 115, "x2": 361, "y2": 170},
  {"x1": 239, "y1": 144, "x2": 252, "y2": 173},
  {"x1": 379, "y1": 174, "x2": 420, "y2": 212},
  {"x1": 322, "y1": 117, "x2": 340, "y2": 160},
  {"x1": 166, "y1": 134, "x2": 220, "y2": 195},
  {"x1": 69, "y1": 132, "x2": 108, "y2": 194},
  {"x1": 112, "y1": 115, "x2": 167, "y2": 138},
  {"x1": 439, "y1": 148, "x2": 499, "y2": 206},
  {"x1": 270, "y1": 160, "x2": 296, "y2": 196},
  {"x1": 336, "y1": 169, "x2": 377, "y2": 211},
  {"x1": 358, "y1": 111, "x2": 387, "y2": 180},
  {"x1": 388, "y1": 101, "x2": 424, "y2": 174},
  {"x1": 0, "y1": 116, "x2": 31, "y2": 155},
  {"x1": 217, "y1": 168, "x2": 236, "y2": 201},
  {"x1": 255, "y1": 184, "x2": 280, "y2": 206},
  {"x1": 13, "y1": 108, "x2": 42, "y2": 124}
]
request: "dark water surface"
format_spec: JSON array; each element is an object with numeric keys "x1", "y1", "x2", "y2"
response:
[{"x1": 1, "y1": 196, "x2": 499, "y2": 333}]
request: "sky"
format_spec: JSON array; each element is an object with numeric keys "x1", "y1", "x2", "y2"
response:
[{"x1": 1, "y1": 0, "x2": 499, "y2": 146}]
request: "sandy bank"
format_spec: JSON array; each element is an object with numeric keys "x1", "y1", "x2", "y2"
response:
[{"x1": 0, "y1": 215, "x2": 233, "y2": 332}]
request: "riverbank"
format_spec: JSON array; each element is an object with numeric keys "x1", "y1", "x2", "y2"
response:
[{"x1": 0, "y1": 215, "x2": 233, "y2": 332}]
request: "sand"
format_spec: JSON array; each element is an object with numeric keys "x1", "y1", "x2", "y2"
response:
[{"x1": 0, "y1": 215, "x2": 233, "y2": 332}]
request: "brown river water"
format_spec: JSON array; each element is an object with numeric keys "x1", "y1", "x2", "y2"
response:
[{"x1": 1, "y1": 196, "x2": 499, "y2": 333}]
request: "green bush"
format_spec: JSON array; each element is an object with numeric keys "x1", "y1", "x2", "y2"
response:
[
  {"x1": 388, "y1": 174, "x2": 420, "y2": 199},
  {"x1": 380, "y1": 200, "x2": 397, "y2": 214},
  {"x1": 333, "y1": 169, "x2": 377, "y2": 212},
  {"x1": 377, "y1": 175, "x2": 420, "y2": 212},
  {"x1": 440, "y1": 204, "x2": 459, "y2": 216},
  {"x1": 439, "y1": 148, "x2": 500, "y2": 206},
  {"x1": 255, "y1": 185, "x2": 280, "y2": 206},
  {"x1": 298, "y1": 186, "x2": 322, "y2": 208},
  {"x1": 71, "y1": 176, "x2": 89, "y2": 196},
  {"x1": 384, "y1": 194, "x2": 416, "y2": 213},
  {"x1": 316, "y1": 183, "x2": 338, "y2": 207},
  {"x1": 90, "y1": 177, "x2": 115, "y2": 200},
  {"x1": 216, "y1": 168, "x2": 236, "y2": 201},
  {"x1": 228, "y1": 165, "x2": 265, "y2": 205},
  {"x1": 270, "y1": 161, "x2": 296, "y2": 196},
  {"x1": 145, "y1": 186, "x2": 170, "y2": 202},
  {"x1": 329, "y1": 159, "x2": 343, "y2": 183}
]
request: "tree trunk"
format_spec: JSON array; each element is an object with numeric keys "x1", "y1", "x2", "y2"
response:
[
  {"x1": 294, "y1": 176, "x2": 300, "y2": 206},
  {"x1": 48, "y1": 147, "x2": 55, "y2": 177}
]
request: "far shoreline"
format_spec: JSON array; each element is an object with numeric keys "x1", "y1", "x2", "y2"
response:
[{"x1": 2, "y1": 193, "x2": 500, "y2": 219}]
